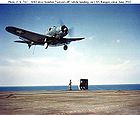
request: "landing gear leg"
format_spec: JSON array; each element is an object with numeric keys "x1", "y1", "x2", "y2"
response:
[
  {"x1": 28, "y1": 44, "x2": 31, "y2": 49},
  {"x1": 63, "y1": 45, "x2": 68, "y2": 50},
  {"x1": 44, "y1": 43, "x2": 48, "y2": 49}
]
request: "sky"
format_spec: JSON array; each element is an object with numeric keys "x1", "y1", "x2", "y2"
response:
[{"x1": 0, "y1": 4, "x2": 140, "y2": 86}]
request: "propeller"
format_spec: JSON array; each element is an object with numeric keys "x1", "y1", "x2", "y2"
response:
[
  {"x1": 68, "y1": 27, "x2": 74, "y2": 37},
  {"x1": 58, "y1": 19, "x2": 64, "y2": 26}
]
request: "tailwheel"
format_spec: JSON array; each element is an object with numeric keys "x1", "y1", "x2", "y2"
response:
[
  {"x1": 28, "y1": 42, "x2": 34, "y2": 49},
  {"x1": 63, "y1": 45, "x2": 68, "y2": 50},
  {"x1": 28, "y1": 44, "x2": 31, "y2": 49}
]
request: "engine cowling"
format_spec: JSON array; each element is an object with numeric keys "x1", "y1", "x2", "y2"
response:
[{"x1": 61, "y1": 25, "x2": 68, "y2": 36}]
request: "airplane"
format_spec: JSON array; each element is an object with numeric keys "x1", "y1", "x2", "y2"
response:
[{"x1": 5, "y1": 25, "x2": 84, "y2": 50}]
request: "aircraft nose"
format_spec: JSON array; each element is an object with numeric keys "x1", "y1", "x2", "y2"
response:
[{"x1": 61, "y1": 25, "x2": 68, "y2": 34}]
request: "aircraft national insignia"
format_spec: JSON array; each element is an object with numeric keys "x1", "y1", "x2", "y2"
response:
[{"x1": 16, "y1": 30, "x2": 24, "y2": 34}]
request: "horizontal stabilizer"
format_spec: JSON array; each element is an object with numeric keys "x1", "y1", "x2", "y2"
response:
[{"x1": 14, "y1": 40, "x2": 28, "y2": 44}]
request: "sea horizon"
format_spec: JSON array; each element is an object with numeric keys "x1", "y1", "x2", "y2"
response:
[
  {"x1": 0, "y1": 83, "x2": 140, "y2": 87},
  {"x1": 0, "y1": 84, "x2": 140, "y2": 91}
]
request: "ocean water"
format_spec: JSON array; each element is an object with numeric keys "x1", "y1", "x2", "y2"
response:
[{"x1": 0, "y1": 84, "x2": 140, "y2": 91}]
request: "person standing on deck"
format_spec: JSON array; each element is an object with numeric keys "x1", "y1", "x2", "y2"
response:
[{"x1": 68, "y1": 80, "x2": 72, "y2": 90}]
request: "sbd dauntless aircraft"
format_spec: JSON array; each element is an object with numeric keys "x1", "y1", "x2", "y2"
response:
[{"x1": 5, "y1": 25, "x2": 84, "y2": 50}]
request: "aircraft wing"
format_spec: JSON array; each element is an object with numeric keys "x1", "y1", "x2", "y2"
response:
[
  {"x1": 5, "y1": 26, "x2": 47, "y2": 43},
  {"x1": 64, "y1": 38, "x2": 85, "y2": 44}
]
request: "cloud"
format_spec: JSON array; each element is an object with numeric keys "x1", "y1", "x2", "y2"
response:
[
  {"x1": 0, "y1": 48, "x2": 140, "y2": 86},
  {"x1": 87, "y1": 35, "x2": 96, "y2": 41},
  {"x1": 116, "y1": 39, "x2": 120, "y2": 43}
]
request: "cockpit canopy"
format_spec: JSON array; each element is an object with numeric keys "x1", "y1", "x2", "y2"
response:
[{"x1": 48, "y1": 26, "x2": 56, "y2": 32}]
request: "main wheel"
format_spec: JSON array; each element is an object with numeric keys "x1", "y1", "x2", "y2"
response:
[{"x1": 63, "y1": 45, "x2": 68, "y2": 50}]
